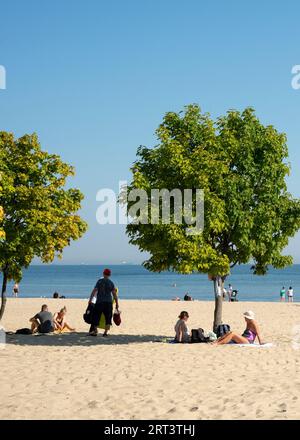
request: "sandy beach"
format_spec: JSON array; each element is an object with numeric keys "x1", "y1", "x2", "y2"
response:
[{"x1": 1, "y1": 298, "x2": 300, "y2": 420}]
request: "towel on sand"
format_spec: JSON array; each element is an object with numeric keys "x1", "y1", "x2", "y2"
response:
[{"x1": 233, "y1": 342, "x2": 274, "y2": 348}]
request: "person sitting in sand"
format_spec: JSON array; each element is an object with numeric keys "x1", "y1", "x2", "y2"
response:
[
  {"x1": 184, "y1": 293, "x2": 193, "y2": 301},
  {"x1": 53, "y1": 292, "x2": 59, "y2": 299},
  {"x1": 53, "y1": 307, "x2": 75, "y2": 332},
  {"x1": 174, "y1": 311, "x2": 190, "y2": 343},
  {"x1": 30, "y1": 304, "x2": 54, "y2": 334},
  {"x1": 214, "y1": 311, "x2": 264, "y2": 345}
]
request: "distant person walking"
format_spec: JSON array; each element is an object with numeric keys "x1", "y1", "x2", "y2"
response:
[
  {"x1": 287, "y1": 286, "x2": 294, "y2": 303},
  {"x1": 12, "y1": 283, "x2": 19, "y2": 298},
  {"x1": 280, "y1": 286, "x2": 286, "y2": 302},
  {"x1": 88, "y1": 268, "x2": 119, "y2": 337}
]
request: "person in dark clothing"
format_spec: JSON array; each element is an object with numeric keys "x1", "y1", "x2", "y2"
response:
[
  {"x1": 30, "y1": 304, "x2": 54, "y2": 334},
  {"x1": 88, "y1": 268, "x2": 119, "y2": 337}
]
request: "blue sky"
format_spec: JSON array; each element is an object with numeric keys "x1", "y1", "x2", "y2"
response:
[{"x1": 1, "y1": 0, "x2": 300, "y2": 264}]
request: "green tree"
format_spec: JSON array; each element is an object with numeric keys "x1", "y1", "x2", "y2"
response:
[
  {"x1": 125, "y1": 105, "x2": 300, "y2": 331},
  {"x1": 0, "y1": 132, "x2": 88, "y2": 320}
]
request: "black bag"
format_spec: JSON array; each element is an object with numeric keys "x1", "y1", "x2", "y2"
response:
[
  {"x1": 191, "y1": 328, "x2": 210, "y2": 343},
  {"x1": 216, "y1": 324, "x2": 231, "y2": 338},
  {"x1": 15, "y1": 328, "x2": 33, "y2": 335},
  {"x1": 83, "y1": 303, "x2": 95, "y2": 324}
]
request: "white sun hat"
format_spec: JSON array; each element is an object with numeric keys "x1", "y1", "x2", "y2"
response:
[{"x1": 243, "y1": 310, "x2": 255, "y2": 320}]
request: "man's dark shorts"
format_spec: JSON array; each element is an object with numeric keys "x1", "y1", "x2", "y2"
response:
[
  {"x1": 38, "y1": 321, "x2": 54, "y2": 334},
  {"x1": 91, "y1": 302, "x2": 113, "y2": 326}
]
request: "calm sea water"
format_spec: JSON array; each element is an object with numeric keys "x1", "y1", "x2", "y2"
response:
[{"x1": 1, "y1": 264, "x2": 299, "y2": 302}]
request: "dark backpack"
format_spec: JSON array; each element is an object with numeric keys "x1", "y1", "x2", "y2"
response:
[
  {"x1": 15, "y1": 328, "x2": 33, "y2": 335},
  {"x1": 216, "y1": 324, "x2": 231, "y2": 338},
  {"x1": 83, "y1": 303, "x2": 95, "y2": 324},
  {"x1": 191, "y1": 328, "x2": 210, "y2": 343}
]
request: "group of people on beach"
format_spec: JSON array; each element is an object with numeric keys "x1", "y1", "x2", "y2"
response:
[
  {"x1": 19, "y1": 266, "x2": 298, "y2": 346},
  {"x1": 30, "y1": 305, "x2": 75, "y2": 334},
  {"x1": 28, "y1": 268, "x2": 118, "y2": 337},
  {"x1": 27, "y1": 267, "x2": 265, "y2": 346},
  {"x1": 174, "y1": 310, "x2": 264, "y2": 345},
  {"x1": 280, "y1": 286, "x2": 294, "y2": 302}
]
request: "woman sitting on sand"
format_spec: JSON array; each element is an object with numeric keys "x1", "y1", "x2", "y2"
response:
[
  {"x1": 174, "y1": 311, "x2": 190, "y2": 343},
  {"x1": 214, "y1": 311, "x2": 263, "y2": 345},
  {"x1": 53, "y1": 307, "x2": 75, "y2": 332}
]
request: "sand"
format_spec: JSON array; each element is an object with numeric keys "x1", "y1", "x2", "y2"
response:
[{"x1": 1, "y1": 298, "x2": 300, "y2": 420}]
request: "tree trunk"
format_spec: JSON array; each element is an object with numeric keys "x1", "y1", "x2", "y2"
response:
[
  {"x1": 213, "y1": 276, "x2": 223, "y2": 333},
  {"x1": 0, "y1": 269, "x2": 8, "y2": 322}
]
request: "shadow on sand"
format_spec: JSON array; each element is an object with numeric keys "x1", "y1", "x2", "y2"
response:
[{"x1": 5, "y1": 332, "x2": 171, "y2": 347}]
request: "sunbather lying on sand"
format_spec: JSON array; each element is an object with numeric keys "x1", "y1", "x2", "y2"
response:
[
  {"x1": 214, "y1": 311, "x2": 264, "y2": 345},
  {"x1": 53, "y1": 307, "x2": 75, "y2": 332}
]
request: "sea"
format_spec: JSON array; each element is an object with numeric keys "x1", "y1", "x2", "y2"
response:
[{"x1": 1, "y1": 264, "x2": 299, "y2": 302}]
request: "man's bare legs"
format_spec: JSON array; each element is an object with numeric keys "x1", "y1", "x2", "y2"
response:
[{"x1": 30, "y1": 319, "x2": 39, "y2": 333}]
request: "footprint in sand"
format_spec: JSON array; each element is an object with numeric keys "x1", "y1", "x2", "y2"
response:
[
  {"x1": 256, "y1": 409, "x2": 264, "y2": 417},
  {"x1": 278, "y1": 403, "x2": 287, "y2": 413},
  {"x1": 87, "y1": 400, "x2": 99, "y2": 409},
  {"x1": 190, "y1": 406, "x2": 199, "y2": 412}
]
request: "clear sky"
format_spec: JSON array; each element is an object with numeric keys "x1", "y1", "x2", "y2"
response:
[{"x1": 1, "y1": 0, "x2": 300, "y2": 264}]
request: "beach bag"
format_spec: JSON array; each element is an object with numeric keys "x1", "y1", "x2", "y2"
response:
[
  {"x1": 191, "y1": 328, "x2": 209, "y2": 343},
  {"x1": 216, "y1": 324, "x2": 231, "y2": 338},
  {"x1": 83, "y1": 303, "x2": 94, "y2": 324},
  {"x1": 15, "y1": 328, "x2": 33, "y2": 335},
  {"x1": 113, "y1": 310, "x2": 121, "y2": 326}
]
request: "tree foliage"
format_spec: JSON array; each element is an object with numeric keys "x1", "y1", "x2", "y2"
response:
[
  {"x1": 126, "y1": 105, "x2": 300, "y2": 328},
  {"x1": 0, "y1": 132, "x2": 88, "y2": 320}
]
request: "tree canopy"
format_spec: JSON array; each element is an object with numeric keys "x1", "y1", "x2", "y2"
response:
[
  {"x1": 126, "y1": 105, "x2": 300, "y2": 329},
  {"x1": 0, "y1": 132, "x2": 88, "y2": 320}
]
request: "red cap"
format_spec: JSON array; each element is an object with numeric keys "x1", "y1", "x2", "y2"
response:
[{"x1": 103, "y1": 268, "x2": 111, "y2": 276}]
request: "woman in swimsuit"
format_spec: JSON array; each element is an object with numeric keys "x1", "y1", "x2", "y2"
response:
[
  {"x1": 53, "y1": 307, "x2": 75, "y2": 332},
  {"x1": 174, "y1": 311, "x2": 190, "y2": 343},
  {"x1": 214, "y1": 311, "x2": 263, "y2": 345}
]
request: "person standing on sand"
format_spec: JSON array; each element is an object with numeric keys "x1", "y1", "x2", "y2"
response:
[
  {"x1": 12, "y1": 283, "x2": 19, "y2": 297},
  {"x1": 287, "y1": 286, "x2": 294, "y2": 303},
  {"x1": 227, "y1": 284, "x2": 233, "y2": 302},
  {"x1": 280, "y1": 286, "x2": 286, "y2": 302},
  {"x1": 88, "y1": 268, "x2": 119, "y2": 337}
]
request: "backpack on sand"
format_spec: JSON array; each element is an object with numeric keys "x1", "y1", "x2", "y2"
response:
[
  {"x1": 191, "y1": 328, "x2": 210, "y2": 343},
  {"x1": 15, "y1": 328, "x2": 33, "y2": 335},
  {"x1": 216, "y1": 324, "x2": 231, "y2": 338}
]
